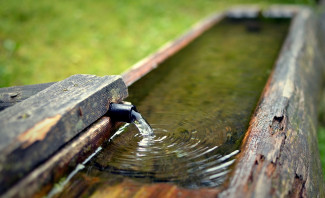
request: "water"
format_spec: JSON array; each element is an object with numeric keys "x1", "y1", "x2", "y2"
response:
[
  {"x1": 48, "y1": 18, "x2": 290, "y2": 197},
  {"x1": 131, "y1": 110, "x2": 154, "y2": 137},
  {"x1": 87, "y1": 18, "x2": 289, "y2": 188}
]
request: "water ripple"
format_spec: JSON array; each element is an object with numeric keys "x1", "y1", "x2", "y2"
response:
[{"x1": 90, "y1": 123, "x2": 240, "y2": 188}]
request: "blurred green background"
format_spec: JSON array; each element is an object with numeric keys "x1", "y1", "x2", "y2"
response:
[{"x1": 0, "y1": 0, "x2": 314, "y2": 87}]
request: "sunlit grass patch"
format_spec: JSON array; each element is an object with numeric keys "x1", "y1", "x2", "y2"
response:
[{"x1": 0, "y1": 0, "x2": 314, "y2": 87}]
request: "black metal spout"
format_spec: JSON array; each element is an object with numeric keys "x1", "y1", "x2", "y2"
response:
[{"x1": 107, "y1": 103, "x2": 138, "y2": 123}]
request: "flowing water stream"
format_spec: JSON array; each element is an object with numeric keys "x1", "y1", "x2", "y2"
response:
[
  {"x1": 131, "y1": 110, "x2": 154, "y2": 137},
  {"x1": 49, "y1": 18, "x2": 290, "y2": 197}
]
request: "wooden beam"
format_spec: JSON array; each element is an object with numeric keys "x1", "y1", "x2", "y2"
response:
[
  {"x1": 0, "y1": 74, "x2": 128, "y2": 194},
  {"x1": 0, "y1": 82, "x2": 55, "y2": 111},
  {"x1": 220, "y1": 8, "x2": 325, "y2": 197},
  {"x1": 226, "y1": 5, "x2": 260, "y2": 18},
  {"x1": 3, "y1": 117, "x2": 122, "y2": 198},
  {"x1": 262, "y1": 5, "x2": 302, "y2": 18}
]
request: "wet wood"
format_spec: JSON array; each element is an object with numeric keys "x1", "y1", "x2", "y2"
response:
[
  {"x1": 0, "y1": 74, "x2": 128, "y2": 194},
  {"x1": 219, "y1": 8, "x2": 325, "y2": 197},
  {"x1": 122, "y1": 12, "x2": 225, "y2": 87},
  {"x1": 77, "y1": 179, "x2": 220, "y2": 198},
  {"x1": 3, "y1": 117, "x2": 123, "y2": 198},
  {"x1": 0, "y1": 82, "x2": 55, "y2": 111}
]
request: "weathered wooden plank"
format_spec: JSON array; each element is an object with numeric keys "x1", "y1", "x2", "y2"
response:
[
  {"x1": 219, "y1": 8, "x2": 325, "y2": 197},
  {"x1": 3, "y1": 117, "x2": 123, "y2": 198},
  {"x1": 0, "y1": 74, "x2": 128, "y2": 194},
  {"x1": 226, "y1": 5, "x2": 260, "y2": 18},
  {"x1": 0, "y1": 82, "x2": 55, "y2": 111},
  {"x1": 262, "y1": 5, "x2": 302, "y2": 18},
  {"x1": 90, "y1": 180, "x2": 221, "y2": 198}
]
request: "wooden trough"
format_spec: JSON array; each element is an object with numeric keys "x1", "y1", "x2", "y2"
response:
[{"x1": 0, "y1": 5, "x2": 325, "y2": 198}]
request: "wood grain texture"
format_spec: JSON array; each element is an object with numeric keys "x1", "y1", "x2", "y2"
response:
[
  {"x1": 0, "y1": 82, "x2": 55, "y2": 111},
  {"x1": 219, "y1": 8, "x2": 325, "y2": 198},
  {"x1": 0, "y1": 74, "x2": 127, "y2": 194},
  {"x1": 89, "y1": 180, "x2": 220, "y2": 198},
  {"x1": 3, "y1": 117, "x2": 123, "y2": 198}
]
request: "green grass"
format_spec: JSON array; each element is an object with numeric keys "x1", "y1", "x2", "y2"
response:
[{"x1": 0, "y1": 0, "x2": 314, "y2": 87}]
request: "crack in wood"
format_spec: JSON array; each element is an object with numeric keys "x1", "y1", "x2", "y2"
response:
[
  {"x1": 270, "y1": 115, "x2": 286, "y2": 135},
  {"x1": 266, "y1": 162, "x2": 276, "y2": 177},
  {"x1": 270, "y1": 114, "x2": 287, "y2": 136},
  {"x1": 289, "y1": 173, "x2": 307, "y2": 198},
  {"x1": 270, "y1": 97, "x2": 289, "y2": 135}
]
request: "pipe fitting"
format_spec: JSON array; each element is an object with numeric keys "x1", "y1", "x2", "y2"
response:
[{"x1": 107, "y1": 103, "x2": 138, "y2": 123}]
